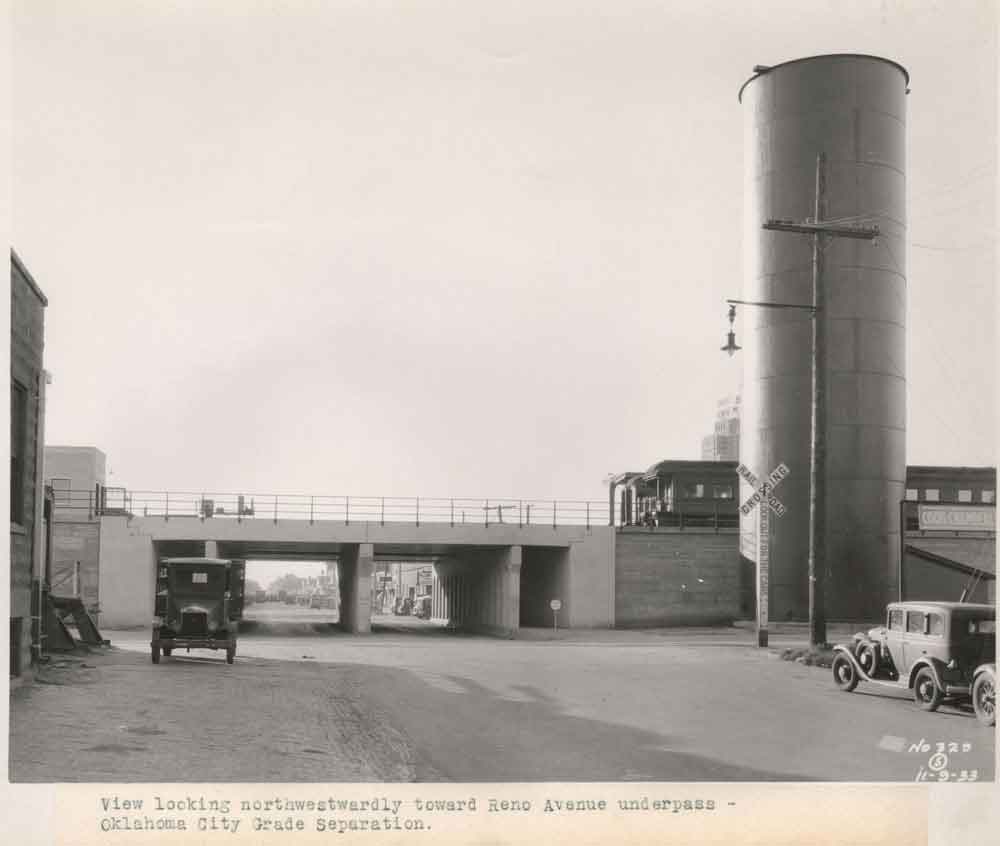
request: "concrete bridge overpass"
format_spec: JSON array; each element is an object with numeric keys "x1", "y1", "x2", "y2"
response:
[{"x1": 99, "y1": 508, "x2": 615, "y2": 637}]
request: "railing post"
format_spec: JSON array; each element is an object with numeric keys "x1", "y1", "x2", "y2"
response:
[
  {"x1": 345, "y1": 496, "x2": 350, "y2": 526},
  {"x1": 519, "y1": 500, "x2": 523, "y2": 528},
  {"x1": 273, "y1": 495, "x2": 278, "y2": 525},
  {"x1": 526, "y1": 504, "x2": 531, "y2": 526},
  {"x1": 586, "y1": 501, "x2": 590, "y2": 529},
  {"x1": 381, "y1": 497, "x2": 385, "y2": 527},
  {"x1": 714, "y1": 502, "x2": 719, "y2": 532},
  {"x1": 450, "y1": 499, "x2": 454, "y2": 528},
  {"x1": 88, "y1": 490, "x2": 93, "y2": 521},
  {"x1": 165, "y1": 492, "x2": 170, "y2": 522},
  {"x1": 416, "y1": 497, "x2": 420, "y2": 527},
  {"x1": 310, "y1": 496, "x2": 314, "y2": 525},
  {"x1": 485, "y1": 499, "x2": 489, "y2": 528}
]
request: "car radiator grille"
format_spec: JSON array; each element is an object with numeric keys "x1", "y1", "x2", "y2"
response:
[{"x1": 179, "y1": 612, "x2": 208, "y2": 636}]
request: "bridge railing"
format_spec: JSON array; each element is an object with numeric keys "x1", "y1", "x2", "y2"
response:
[{"x1": 101, "y1": 491, "x2": 607, "y2": 529}]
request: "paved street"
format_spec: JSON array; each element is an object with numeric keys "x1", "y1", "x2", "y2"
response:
[{"x1": 10, "y1": 606, "x2": 994, "y2": 782}]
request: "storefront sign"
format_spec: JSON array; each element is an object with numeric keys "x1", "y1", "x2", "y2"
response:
[{"x1": 917, "y1": 505, "x2": 996, "y2": 532}]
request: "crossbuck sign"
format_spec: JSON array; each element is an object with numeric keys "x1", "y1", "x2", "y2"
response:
[{"x1": 737, "y1": 462, "x2": 790, "y2": 648}]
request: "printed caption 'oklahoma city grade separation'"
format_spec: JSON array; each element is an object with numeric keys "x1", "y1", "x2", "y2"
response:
[{"x1": 98, "y1": 793, "x2": 723, "y2": 835}]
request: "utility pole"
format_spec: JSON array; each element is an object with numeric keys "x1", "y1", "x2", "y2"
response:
[{"x1": 763, "y1": 153, "x2": 879, "y2": 648}]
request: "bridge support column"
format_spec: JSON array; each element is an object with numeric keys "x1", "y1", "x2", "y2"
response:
[
  {"x1": 204, "y1": 541, "x2": 219, "y2": 558},
  {"x1": 338, "y1": 543, "x2": 373, "y2": 634},
  {"x1": 500, "y1": 546, "x2": 522, "y2": 637}
]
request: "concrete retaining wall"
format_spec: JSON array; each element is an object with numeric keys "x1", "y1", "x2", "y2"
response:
[{"x1": 98, "y1": 517, "x2": 156, "y2": 628}]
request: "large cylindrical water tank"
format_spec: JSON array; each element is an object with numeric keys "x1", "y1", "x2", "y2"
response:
[{"x1": 739, "y1": 55, "x2": 908, "y2": 621}]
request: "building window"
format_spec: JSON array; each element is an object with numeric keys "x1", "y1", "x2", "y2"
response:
[
  {"x1": 924, "y1": 489, "x2": 940, "y2": 502},
  {"x1": 712, "y1": 484, "x2": 733, "y2": 500},
  {"x1": 905, "y1": 489, "x2": 918, "y2": 501},
  {"x1": 10, "y1": 382, "x2": 27, "y2": 524},
  {"x1": 983, "y1": 490, "x2": 995, "y2": 504},
  {"x1": 958, "y1": 489, "x2": 972, "y2": 503}
]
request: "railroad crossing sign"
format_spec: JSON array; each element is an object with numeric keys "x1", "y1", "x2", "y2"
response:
[
  {"x1": 737, "y1": 462, "x2": 790, "y2": 516},
  {"x1": 737, "y1": 462, "x2": 790, "y2": 648}
]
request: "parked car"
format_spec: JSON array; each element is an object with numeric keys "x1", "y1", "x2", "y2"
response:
[
  {"x1": 972, "y1": 663, "x2": 995, "y2": 726},
  {"x1": 151, "y1": 557, "x2": 243, "y2": 665},
  {"x1": 832, "y1": 601, "x2": 995, "y2": 716},
  {"x1": 414, "y1": 595, "x2": 432, "y2": 619}
]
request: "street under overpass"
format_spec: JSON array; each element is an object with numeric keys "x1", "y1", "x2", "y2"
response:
[{"x1": 99, "y1": 515, "x2": 615, "y2": 636}]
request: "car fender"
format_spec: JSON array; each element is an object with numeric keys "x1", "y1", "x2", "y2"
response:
[
  {"x1": 973, "y1": 663, "x2": 995, "y2": 682},
  {"x1": 832, "y1": 644, "x2": 868, "y2": 679},
  {"x1": 907, "y1": 657, "x2": 946, "y2": 690}
]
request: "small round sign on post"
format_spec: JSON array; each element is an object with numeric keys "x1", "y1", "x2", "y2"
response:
[{"x1": 550, "y1": 599, "x2": 562, "y2": 631}]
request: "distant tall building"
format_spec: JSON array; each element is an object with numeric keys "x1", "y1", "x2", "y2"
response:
[{"x1": 701, "y1": 393, "x2": 740, "y2": 461}]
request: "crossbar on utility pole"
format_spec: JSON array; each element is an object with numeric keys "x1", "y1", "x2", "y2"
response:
[{"x1": 763, "y1": 152, "x2": 879, "y2": 649}]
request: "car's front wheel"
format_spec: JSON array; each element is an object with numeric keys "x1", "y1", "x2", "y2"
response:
[
  {"x1": 856, "y1": 641, "x2": 879, "y2": 677},
  {"x1": 913, "y1": 667, "x2": 943, "y2": 712},
  {"x1": 832, "y1": 653, "x2": 858, "y2": 692},
  {"x1": 972, "y1": 670, "x2": 995, "y2": 727}
]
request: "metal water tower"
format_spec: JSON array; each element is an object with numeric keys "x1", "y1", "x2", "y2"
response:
[{"x1": 739, "y1": 55, "x2": 909, "y2": 621}]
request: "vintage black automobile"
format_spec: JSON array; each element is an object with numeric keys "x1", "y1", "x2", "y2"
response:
[
  {"x1": 152, "y1": 557, "x2": 244, "y2": 664},
  {"x1": 832, "y1": 601, "x2": 995, "y2": 715},
  {"x1": 972, "y1": 663, "x2": 995, "y2": 726}
]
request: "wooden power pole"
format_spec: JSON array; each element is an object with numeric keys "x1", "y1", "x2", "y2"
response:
[{"x1": 762, "y1": 153, "x2": 880, "y2": 648}]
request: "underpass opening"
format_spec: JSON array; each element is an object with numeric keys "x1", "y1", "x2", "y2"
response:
[
  {"x1": 520, "y1": 547, "x2": 570, "y2": 628},
  {"x1": 237, "y1": 558, "x2": 342, "y2": 636},
  {"x1": 144, "y1": 537, "x2": 576, "y2": 640},
  {"x1": 369, "y1": 557, "x2": 443, "y2": 634}
]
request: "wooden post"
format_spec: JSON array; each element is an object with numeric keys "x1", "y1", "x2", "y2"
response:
[{"x1": 809, "y1": 152, "x2": 827, "y2": 648}]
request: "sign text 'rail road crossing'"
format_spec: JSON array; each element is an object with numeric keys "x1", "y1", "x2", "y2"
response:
[
  {"x1": 737, "y1": 462, "x2": 790, "y2": 648},
  {"x1": 738, "y1": 462, "x2": 790, "y2": 517}
]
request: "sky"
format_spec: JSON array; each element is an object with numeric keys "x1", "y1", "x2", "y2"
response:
[{"x1": 12, "y1": 0, "x2": 997, "y2": 505}]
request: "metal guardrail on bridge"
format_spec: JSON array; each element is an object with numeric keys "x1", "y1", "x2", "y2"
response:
[
  {"x1": 53, "y1": 487, "x2": 744, "y2": 531},
  {"x1": 89, "y1": 490, "x2": 607, "y2": 529}
]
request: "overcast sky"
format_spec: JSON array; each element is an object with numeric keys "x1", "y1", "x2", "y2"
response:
[{"x1": 13, "y1": 1, "x2": 996, "y2": 503}]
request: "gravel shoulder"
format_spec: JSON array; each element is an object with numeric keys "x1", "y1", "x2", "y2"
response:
[{"x1": 10, "y1": 646, "x2": 441, "y2": 783}]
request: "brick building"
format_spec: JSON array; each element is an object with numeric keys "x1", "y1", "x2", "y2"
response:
[{"x1": 10, "y1": 250, "x2": 48, "y2": 678}]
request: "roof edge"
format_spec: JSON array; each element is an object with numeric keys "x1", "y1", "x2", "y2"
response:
[
  {"x1": 738, "y1": 53, "x2": 910, "y2": 103},
  {"x1": 11, "y1": 248, "x2": 49, "y2": 306}
]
